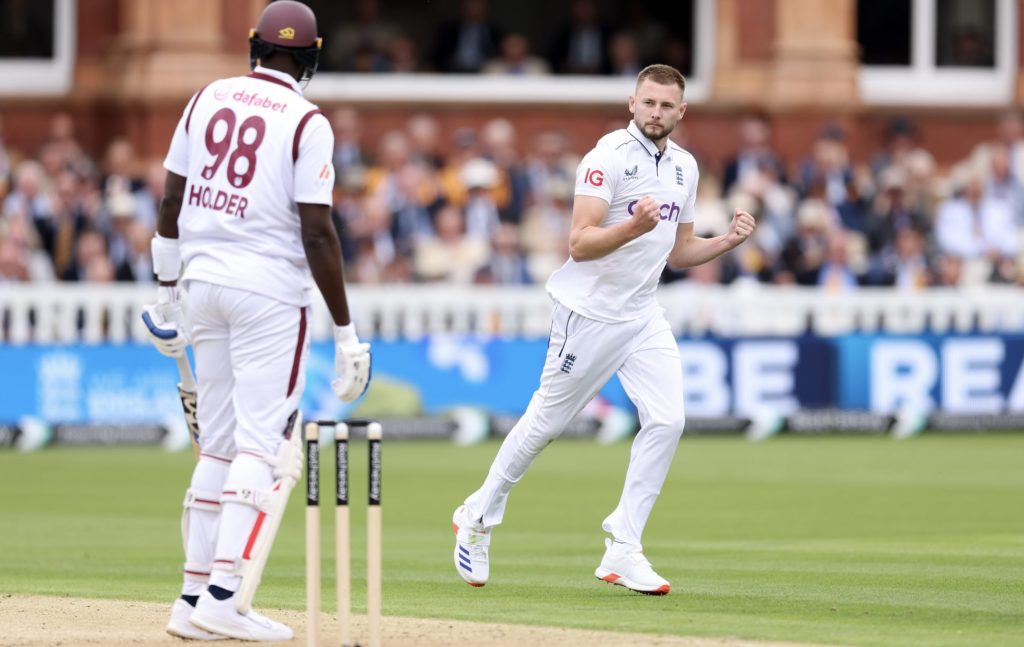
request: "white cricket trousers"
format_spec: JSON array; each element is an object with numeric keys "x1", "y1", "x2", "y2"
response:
[
  {"x1": 464, "y1": 300, "x2": 686, "y2": 546},
  {"x1": 179, "y1": 280, "x2": 309, "y2": 594}
]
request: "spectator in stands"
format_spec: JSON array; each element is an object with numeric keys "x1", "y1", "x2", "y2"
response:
[
  {"x1": 0, "y1": 213, "x2": 53, "y2": 282},
  {"x1": 722, "y1": 113, "x2": 786, "y2": 197},
  {"x1": 346, "y1": 196, "x2": 396, "y2": 283},
  {"x1": 960, "y1": 110, "x2": 1024, "y2": 186},
  {"x1": 385, "y1": 35, "x2": 420, "y2": 73},
  {"x1": 798, "y1": 124, "x2": 853, "y2": 206},
  {"x1": 46, "y1": 112, "x2": 84, "y2": 167},
  {"x1": 390, "y1": 162, "x2": 441, "y2": 258},
  {"x1": 439, "y1": 127, "x2": 481, "y2": 204},
  {"x1": 606, "y1": 32, "x2": 644, "y2": 77},
  {"x1": 118, "y1": 220, "x2": 155, "y2": 283},
  {"x1": 474, "y1": 222, "x2": 531, "y2": 284},
  {"x1": 934, "y1": 174, "x2": 1019, "y2": 284},
  {"x1": 331, "y1": 107, "x2": 370, "y2": 176},
  {"x1": 657, "y1": 36, "x2": 691, "y2": 77},
  {"x1": 480, "y1": 118, "x2": 529, "y2": 223},
  {"x1": 869, "y1": 227, "x2": 933, "y2": 290},
  {"x1": 866, "y1": 167, "x2": 930, "y2": 258},
  {"x1": 414, "y1": 204, "x2": 488, "y2": 282},
  {"x1": 364, "y1": 129, "x2": 417, "y2": 214},
  {"x1": 948, "y1": 26, "x2": 993, "y2": 67},
  {"x1": 778, "y1": 199, "x2": 832, "y2": 285},
  {"x1": 406, "y1": 113, "x2": 445, "y2": 169},
  {"x1": 61, "y1": 228, "x2": 107, "y2": 282},
  {"x1": 728, "y1": 169, "x2": 797, "y2": 270},
  {"x1": 902, "y1": 147, "x2": 940, "y2": 216},
  {"x1": 131, "y1": 161, "x2": 165, "y2": 230},
  {"x1": 101, "y1": 137, "x2": 142, "y2": 195},
  {"x1": 985, "y1": 143, "x2": 1024, "y2": 226},
  {"x1": 460, "y1": 158, "x2": 502, "y2": 240},
  {"x1": 524, "y1": 129, "x2": 579, "y2": 207},
  {"x1": 934, "y1": 253, "x2": 964, "y2": 287},
  {"x1": 0, "y1": 229, "x2": 29, "y2": 282},
  {"x1": 483, "y1": 33, "x2": 550, "y2": 76},
  {"x1": 333, "y1": 165, "x2": 369, "y2": 264},
  {"x1": 870, "y1": 117, "x2": 920, "y2": 180},
  {"x1": 4, "y1": 161, "x2": 56, "y2": 259},
  {"x1": 520, "y1": 175, "x2": 573, "y2": 281},
  {"x1": 433, "y1": 0, "x2": 504, "y2": 73},
  {"x1": 325, "y1": 0, "x2": 399, "y2": 72},
  {"x1": 835, "y1": 175, "x2": 871, "y2": 235},
  {"x1": 817, "y1": 231, "x2": 862, "y2": 292},
  {"x1": 619, "y1": 4, "x2": 666, "y2": 64},
  {"x1": 549, "y1": 0, "x2": 611, "y2": 75}
]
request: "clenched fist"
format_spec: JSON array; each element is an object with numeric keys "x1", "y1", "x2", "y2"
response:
[
  {"x1": 726, "y1": 209, "x2": 756, "y2": 248},
  {"x1": 629, "y1": 196, "x2": 661, "y2": 236}
]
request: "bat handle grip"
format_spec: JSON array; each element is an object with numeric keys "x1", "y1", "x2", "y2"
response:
[{"x1": 176, "y1": 353, "x2": 197, "y2": 392}]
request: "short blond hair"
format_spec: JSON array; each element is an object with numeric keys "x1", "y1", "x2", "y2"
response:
[{"x1": 636, "y1": 64, "x2": 686, "y2": 94}]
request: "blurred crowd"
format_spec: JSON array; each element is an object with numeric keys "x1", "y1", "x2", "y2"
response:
[
  {"x1": 2, "y1": 106, "x2": 1024, "y2": 292},
  {"x1": 318, "y1": 0, "x2": 690, "y2": 77}
]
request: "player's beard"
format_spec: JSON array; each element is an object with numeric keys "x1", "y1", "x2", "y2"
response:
[{"x1": 635, "y1": 118, "x2": 675, "y2": 142}]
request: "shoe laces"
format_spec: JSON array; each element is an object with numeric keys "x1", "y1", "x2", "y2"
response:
[{"x1": 466, "y1": 540, "x2": 489, "y2": 563}]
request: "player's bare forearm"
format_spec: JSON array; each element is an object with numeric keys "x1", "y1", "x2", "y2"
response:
[
  {"x1": 298, "y1": 202, "x2": 352, "y2": 327},
  {"x1": 668, "y1": 210, "x2": 755, "y2": 269},
  {"x1": 569, "y1": 221, "x2": 641, "y2": 261},
  {"x1": 667, "y1": 232, "x2": 733, "y2": 269},
  {"x1": 569, "y1": 194, "x2": 649, "y2": 262}
]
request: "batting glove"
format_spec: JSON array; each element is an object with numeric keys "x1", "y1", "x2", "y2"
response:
[
  {"x1": 141, "y1": 285, "x2": 189, "y2": 358},
  {"x1": 332, "y1": 323, "x2": 371, "y2": 402},
  {"x1": 266, "y1": 435, "x2": 303, "y2": 482}
]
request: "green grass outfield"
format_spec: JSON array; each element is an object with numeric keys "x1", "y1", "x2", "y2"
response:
[{"x1": 1, "y1": 434, "x2": 1022, "y2": 646}]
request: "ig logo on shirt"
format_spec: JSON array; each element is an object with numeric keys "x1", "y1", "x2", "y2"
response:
[{"x1": 583, "y1": 168, "x2": 604, "y2": 187}]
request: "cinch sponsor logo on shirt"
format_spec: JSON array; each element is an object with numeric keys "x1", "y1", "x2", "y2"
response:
[
  {"x1": 627, "y1": 199, "x2": 683, "y2": 222},
  {"x1": 228, "y1": 89, "x2": 288, "y2": 113}
]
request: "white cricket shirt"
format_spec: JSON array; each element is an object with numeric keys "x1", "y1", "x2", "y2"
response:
[
  {"x1": 164, "y1": 66, "x2": 335, "y2": 307},
  {"x1": 546, "y1": 120, "x2": 699, "y2": 322}
]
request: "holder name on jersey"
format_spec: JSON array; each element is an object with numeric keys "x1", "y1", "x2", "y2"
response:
[{"x1": 188, "y1": 181, "x2": 249, "y2": 218}]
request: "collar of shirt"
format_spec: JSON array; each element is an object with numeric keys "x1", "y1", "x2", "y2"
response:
[
  {"x1": 249, "y1": 65, "x2": 303, "y2": 96},
  {"x1": 626, "y1": 120, "x2": 668, "y2": 160}
]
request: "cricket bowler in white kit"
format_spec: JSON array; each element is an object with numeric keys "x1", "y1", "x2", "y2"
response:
[
  {"x1": 453, "y1": 64, "x2": 756, "y2": 595},
  {"x1": 142, "y1": 2, "x2": 370, "y2": 640}
]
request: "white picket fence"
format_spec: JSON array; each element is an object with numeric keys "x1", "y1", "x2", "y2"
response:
[{"x1": 2, "y1": 283, "x2": 1024, "y2": 344}]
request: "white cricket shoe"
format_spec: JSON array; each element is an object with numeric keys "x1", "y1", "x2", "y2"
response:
[
  {"x1": 594, "y1": 538, "x2": 671, "y2": 595},
  {"x1": 188, "y1": 590, "x2": 294, "y2": 642},
  {"x1": 452, "y1": 505, "x2": 490, "y2": 587},
  {"x1": 166, "y1": 598, "x2": 227, "y2": 641}
]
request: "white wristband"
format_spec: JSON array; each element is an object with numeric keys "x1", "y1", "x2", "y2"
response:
[
  {"x1": 334, "y1": 323, "x2": 358, "y2": 345},
  {"x1": 151, "y1": 234, "x2": 181, "y2": 282}
]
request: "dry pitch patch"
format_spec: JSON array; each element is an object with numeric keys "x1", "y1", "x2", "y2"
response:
[{"x1": 0, "y1": 595, "x2": 832, "y2": 647}]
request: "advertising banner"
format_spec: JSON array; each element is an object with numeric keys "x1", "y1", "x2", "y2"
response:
[{"x1": 3, "y1": 334, "x2": 1024, "y2": 427}]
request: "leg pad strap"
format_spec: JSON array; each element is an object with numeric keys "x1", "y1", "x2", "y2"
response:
[
  {"x1": 183, "y1": 560, "x2": 212, "y2": 583},
  {"x1": 221, "y1": 487, "x2": 273, "y2": 513},
  {"x1": 184, "y1": 488, "x2": 222, "y2": 512}
]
